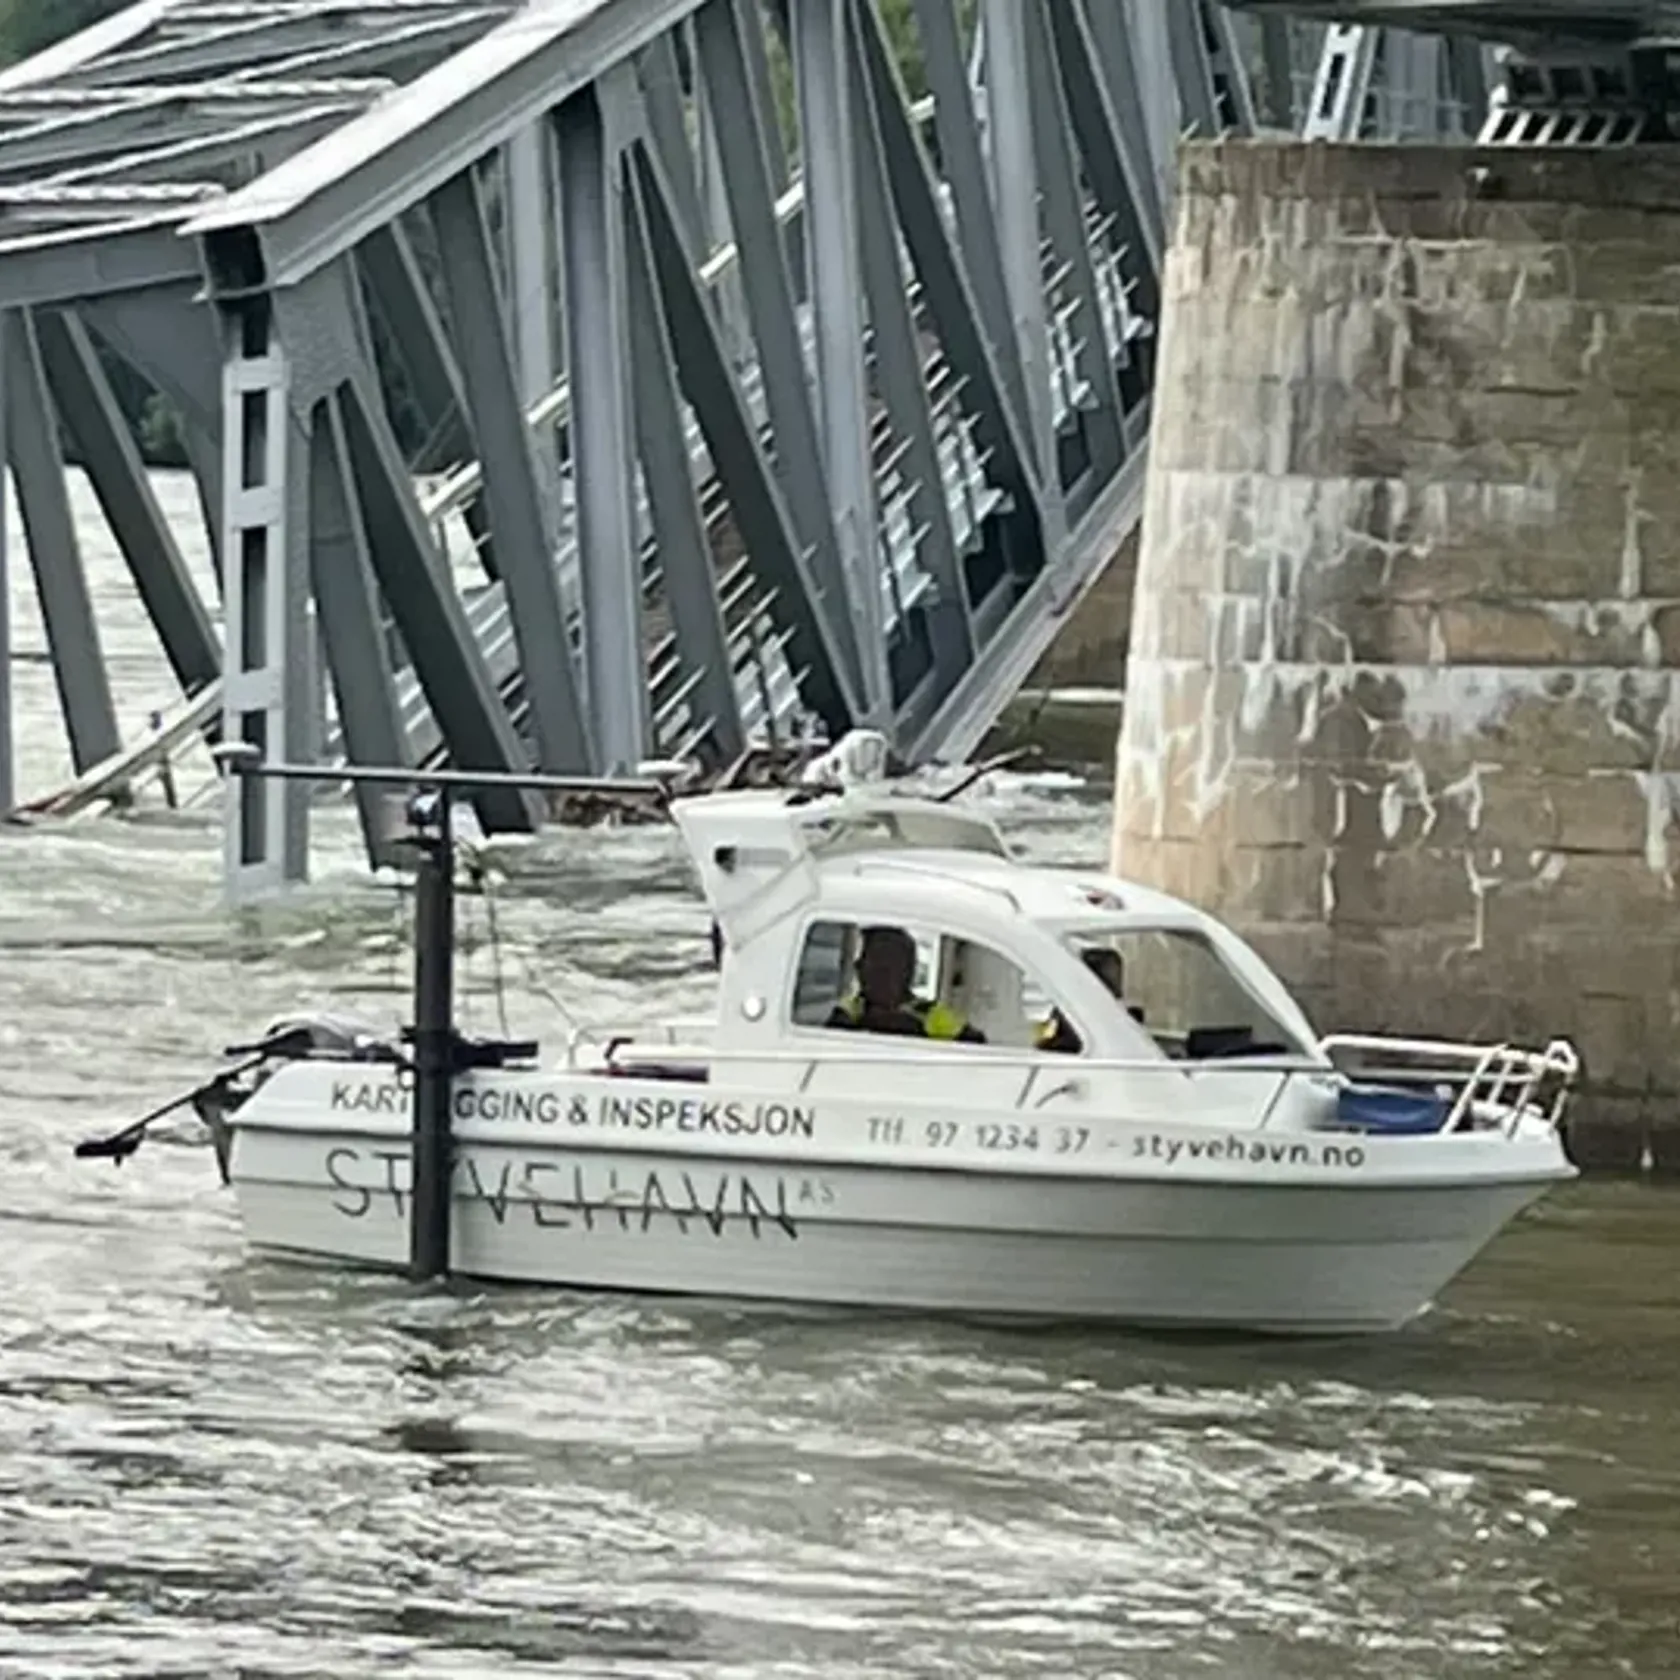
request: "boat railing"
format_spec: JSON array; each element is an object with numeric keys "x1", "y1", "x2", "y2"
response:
[
  {"x1": 577, "y1": 1039, "x2": 1340, "y2": 1120},
  {"x1": 572, "y1": 1032, "x2": 1579, "y2": 1140},
  {"x1": 617, "y1": 1019, "x2": 717, "y2": 1047},
  {"x1": 1316, "y1": 1034, "x2": 1581, "y2": 1136}
]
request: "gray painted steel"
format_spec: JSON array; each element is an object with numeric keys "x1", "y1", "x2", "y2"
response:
[
  {"x1": 795, "y1": 0, "x2": 889, "y2": 724},
  {"x1": 35, "y1": 307, "x2": 218, "y2": 697},
  {"x1": 690, "y1": 0, "x2": 864, "y2": 712},
  {"x1": 4, "y1": 308, "x2": 122, "y2": 777},
  {"x1": 555, "y1": 81, "x2": 646, "y2": 774},
  {"x1": 1229, "y1": 1, "x2": 1668, "y2": 49},
  {"x1": 430, "y1": 163, "x2": 590, "y2": 771},
  {"x1": 623, "y1": 165, "x2": 746, "y2": 766},
  {"x1": 307, "y1": 388, "x2": 414, "y2": 866}
]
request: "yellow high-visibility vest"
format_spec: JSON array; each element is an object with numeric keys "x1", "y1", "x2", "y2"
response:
[{"x1": 835, "y1": 993, "x2": 971, "y2": 1040}]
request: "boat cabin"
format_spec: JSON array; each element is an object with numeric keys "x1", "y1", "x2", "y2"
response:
[{"x1": 668, "y1": 787, "x2": 1325, "y2": 1072}]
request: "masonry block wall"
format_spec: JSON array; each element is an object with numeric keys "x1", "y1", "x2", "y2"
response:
[
  {"x1": 1113, "y1": 139, "x2": 1680, "y2": 1169},
  {"x1": 1026, "y1": 524, "x2": 1140, "y2": 692}
]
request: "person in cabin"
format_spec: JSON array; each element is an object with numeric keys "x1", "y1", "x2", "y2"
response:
[
  {"x1": 827, "y1": 924, "x2": 986, "y2": 1043},
  {"x1": 1036, "y1": 945, "x2": 1133, "y2": 1053}
]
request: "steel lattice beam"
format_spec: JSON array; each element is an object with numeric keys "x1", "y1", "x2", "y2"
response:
[{"x1": 0, "y1": 216, "x2": 201, "y2": 308}]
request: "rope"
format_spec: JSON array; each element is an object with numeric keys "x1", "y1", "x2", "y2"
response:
[{"x1": 388, "y1": 867, "x2": 410, "y2": 998}]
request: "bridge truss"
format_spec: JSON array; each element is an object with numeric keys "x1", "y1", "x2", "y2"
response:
[{"x1": 0, "y1": 0, "x2": 1487, "y2": 897}]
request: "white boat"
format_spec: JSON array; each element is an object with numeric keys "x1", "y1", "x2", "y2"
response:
[{"x1": 89, "y1": 737, "x2": 1580, "y2": 1335}]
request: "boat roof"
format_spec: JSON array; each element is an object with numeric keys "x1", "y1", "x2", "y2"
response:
[
  {"x1": 822, "y1": 847, "x2": 1212, "y2": 932},
  {"x1": 672, "y1": 785, "x2": 1007, "y2": 864},
  {"x1": 671, "y1": 784, "x2": 1222, "y2": 943}
]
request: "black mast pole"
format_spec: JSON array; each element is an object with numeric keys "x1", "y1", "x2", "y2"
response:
[
  {"x1": 408, "y1": 787, "x2": 456, "y2": 1284},
  {"x1": 204, "y1": 748, "x2": 673, "y2": 1287}
]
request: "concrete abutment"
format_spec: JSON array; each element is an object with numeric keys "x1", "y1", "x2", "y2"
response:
[{"x1": 1113, "y1": 139, "x2": 1680, "y2": 1169}]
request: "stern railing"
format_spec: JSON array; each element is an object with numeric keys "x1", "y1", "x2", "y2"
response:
[{"x1": 1317, "y1": 1035, "x2": 1581, "y2": 1137}]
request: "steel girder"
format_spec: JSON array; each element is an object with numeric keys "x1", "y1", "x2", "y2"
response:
[
  {"x1": 1227, "y1": 2, "x2": 1665, "y2": 53},
  {"x1": 1292, "y1": 14, "x2": 1498, "y2": 138}
]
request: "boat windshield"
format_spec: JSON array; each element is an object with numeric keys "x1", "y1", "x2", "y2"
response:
[{"x1": 1061, "y1": 927, "x2": 1311, "y2": 1060}]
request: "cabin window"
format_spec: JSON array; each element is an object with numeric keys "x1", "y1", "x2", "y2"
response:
[
  {"x1": 792, "y1": 920, "x2": 860, "y2": 1024},
  {"x1": 790, "y1": 919, "x2": 1041, "y2": 1047},
  {"x1": 1062, "y1": 929, "x2": 1305, "y2": 1060}
]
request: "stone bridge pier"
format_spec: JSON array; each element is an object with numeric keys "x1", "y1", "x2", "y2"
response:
[{"x1": 1114, "y1": 140, "x2": 1680, "y2": 1169}]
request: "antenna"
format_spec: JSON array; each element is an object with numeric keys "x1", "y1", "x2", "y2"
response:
[{"x1": 799, "y1": 728, "x2": 891, "y2": 792}]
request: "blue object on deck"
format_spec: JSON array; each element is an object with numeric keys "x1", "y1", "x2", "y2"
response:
[{"x1": 1337, "y1": 1084, "x2": 1452, "y2": 1135}]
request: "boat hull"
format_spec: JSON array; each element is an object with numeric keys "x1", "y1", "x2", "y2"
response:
[{"x1": 229, "y1": 1133, "x2": 1559, "y2": 1335}]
